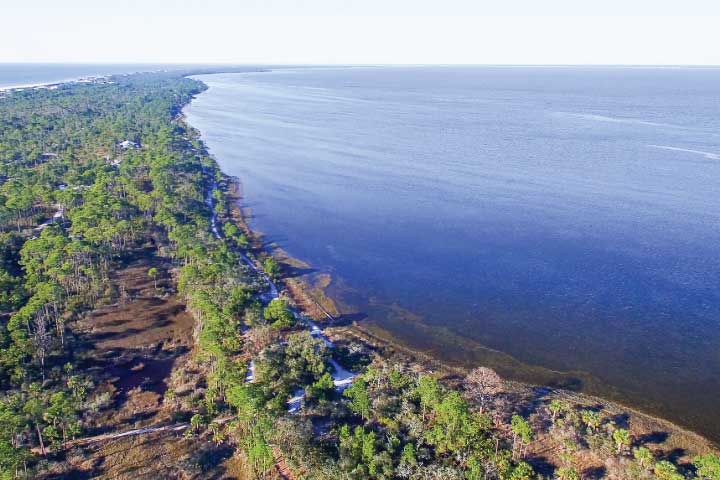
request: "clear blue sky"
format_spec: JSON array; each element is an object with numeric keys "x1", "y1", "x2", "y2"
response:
[{"x1": 3, "y1": 0, "x2": 720, "y2": 64}]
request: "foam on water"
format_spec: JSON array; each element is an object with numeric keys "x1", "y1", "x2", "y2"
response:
[{"x1": 648, "y1": 145, "x2": 720, "y2": 160}]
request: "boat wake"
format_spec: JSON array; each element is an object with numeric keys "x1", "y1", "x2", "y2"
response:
[
  {"x1": 647, "y1": 144, "x2": 720, "y2": 160},
  {"x1": 555, "y1": 112, "x2": 692, "y2": 130}
]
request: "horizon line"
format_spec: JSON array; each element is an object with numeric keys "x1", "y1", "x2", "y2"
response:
[{"x1": 3, "y1": 61, "x2": 720, "y2": 68}]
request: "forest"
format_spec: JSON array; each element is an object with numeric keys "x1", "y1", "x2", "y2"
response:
[{"x1": 0, "y1": 71, "x2": 718, "y2": 479}]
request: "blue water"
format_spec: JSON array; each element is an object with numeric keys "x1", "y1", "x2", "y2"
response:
[
  {"x1": 0, "y1": 64, "x2": 173, "y2": 89},
  {"x1": 0, "y1": 63, "x2": 241, "y2": 90},
  {"x1": 185, "y1": 66, "x2": 719, "y2": 438}
]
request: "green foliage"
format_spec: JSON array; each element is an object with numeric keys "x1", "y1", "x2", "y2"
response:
[
  {"x1": 612, "y1": 428, "x2": 631, "y2": 453},
  {"x1": 222, "y1": 221, "x2": 248, "y2": 248},
  {"x1": 417, "y1": 374, "x2": 441, "y2": 416},
  {"x1": 511, "y1": 415, "x2": 533, "y2": 444},
  {"x1": 634, "y1": 446, "x2": 654, "y2": 468},
  {"x1": 549, "y1": 399, "x2": 566, "y2": 423},
  {"x1": 580, "y1": 409, "x2": 602, "y2": 432},
  {"x1": 243, "y1": 417, "x2": 275, "y2": 475},
  {"x1": 190, "y1": 414, "x2": 206, "y2": 433},
  {"x1": 694, "y1": 454, "x2": 720, "y2": 480},
  {"x1": 227, "y1": 384, "x2": 264, "y2": 425},
  {"x1": 399, "y1": 442, "x2": 417, "y2": 466},
  {"x1": 0, "y1": 268, "x2": 25, "y2": 313},
  {"x1": 254, "y1": 331, "x2": 329, "y2": 404},
  {"x1": 222, "y1": 221, "x2": 239, "y2": 239},
  {"x1": 425, "y1": 391, "x2": 489, "y2": 455},
  {"x1": 263, "y1": 298, "x2": 294, "y2": 329},
  {"x1": 344, "y1": 378, "x2": 371, "y2": 420},
  {"x1": 654, "y1": 460, "x2": 684, "y2": 480},
  {"x1": 557, "y1": 466, "x2": 580, "y2": 480},
  {"x1": 147, "y1": 267, "x2": 158, "y2": 289},
  {"x1": 262, "y1": 257, "x2": 280, "y2": 278},
  {"x1": 284, "y1": 331, "x2": 329, "y2": 382},
  {"x1": 0, "y1": 72, "x2": 230, "y2": 473},
  {"x1": 510, "y1": 461, "x2": 535, "y2": 480},
  {"x1": 338, "y1": 424, "x2": 393, "y2": 478},
  {"x1": 306, "y1": 372, "x2": 335, "y2": 403}
]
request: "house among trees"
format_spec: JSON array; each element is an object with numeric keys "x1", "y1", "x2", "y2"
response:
[{"x1": 117, "y1": 139, "x2": 140, "y2": 150}]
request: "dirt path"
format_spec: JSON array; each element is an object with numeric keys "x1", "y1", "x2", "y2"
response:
[
  {"x1": 36, "y1": 417, "x2": 237, "y2": 455},
  {"x1": 272, "y1": 447, "x2": 295, "y2": 480}
]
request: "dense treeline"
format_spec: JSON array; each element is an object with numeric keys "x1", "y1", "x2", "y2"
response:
[
  {"x1": 0, "y1": 73, "x2": 242, "y2": 476},
  {"x1": 0, "y1": 72, "x2": 718, "y2": 479}
]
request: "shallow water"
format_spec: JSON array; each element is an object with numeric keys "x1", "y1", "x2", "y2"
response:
[{"x1": 184, "y1": 66, "x2": 720, "y2": 439}]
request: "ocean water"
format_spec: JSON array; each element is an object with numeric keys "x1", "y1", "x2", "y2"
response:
[
  {"x1": 0, "y1": 64, "x2": 168, "y2": 89},
  {"x1": 185, "y1": 66, "x2": 718, "y2": 439}
]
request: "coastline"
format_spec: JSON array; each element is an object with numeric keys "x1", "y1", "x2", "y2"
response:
[
  {"x1": 0, "y1": 75, "x2": 115, "y2": 93},
  {"x1": 4, "y1": 68, "x2": 716, "y2": 477},
  {"x1": 0, "y1": 82, "x2": 58, "y2": 92},
  {"x1": 180, "y1": 76, "x2": 720, "y2": 453},
  {"x1": 220, "y1": 170, "x2": 718, "y2": 455}
]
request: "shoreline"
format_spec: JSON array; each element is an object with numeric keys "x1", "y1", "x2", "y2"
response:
[
  {"x1": 0, "y1": 75, "x2": 115, "y2": 93},
  {"x1": 0, "y1": 80, "x2": 66, "y2": 92},
  {"x1": 221, "y1": 171, "x2": 718, "y2": 454},
  {"x1": 182, "y1": 76, "x2": 719, "y2": 451},
  {"x1": 0, "y1": 82, "x2": 59, "y2": 92}
]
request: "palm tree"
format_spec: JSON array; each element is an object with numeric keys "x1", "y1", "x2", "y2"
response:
[
  {"x1": 147, "y1": 267, "x2": 158, "y2": 290},
  {"x1": 612, "y1": 428, "x2": 631, "y2": 454},
  {"x1": 580, "y1": 410, "x2": 602, "y2": 433},
  {"x1": 633, "y1": 447, "x2": 654, "y2": 468},
  {"x1": 549, "y1": 400, "x2": 566, "y2": 423},
  {"x1": 557, "y1": 467, "x2": 579, "y2": 480}
]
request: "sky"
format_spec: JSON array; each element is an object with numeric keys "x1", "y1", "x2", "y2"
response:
[{"x1": 3, "y1": 0, "x2": 720, "y2": 65}]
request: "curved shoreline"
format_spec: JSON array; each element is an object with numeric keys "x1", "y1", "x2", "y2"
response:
[
  {"x1": 218, "y1": 169, "x2": 718, "y2": 452},
  {"x1": 182, "y1": 73, "x2": 720, "y2": 450}
]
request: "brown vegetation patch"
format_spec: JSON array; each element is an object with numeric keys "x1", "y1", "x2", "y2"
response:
[
  {"x1": 55, "y1": 432, "x2": 235, "y2": 479},
  {"x1": 84, "y1": 258, "x2": 194, "y2": 351},
  {"x1": 66, "y1": 252, "x2": 202, "y2": 475}
]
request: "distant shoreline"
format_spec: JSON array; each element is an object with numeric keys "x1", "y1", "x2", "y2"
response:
[
  {"x1": 0, "y1": 76, "x2": 114, "y2": 93},
  {"x1": 0, "y1": 65, "x2": 263, "y2": 94},
  {"x1": 0, "y1": 81, "x2": 63, "y2": 92}
]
